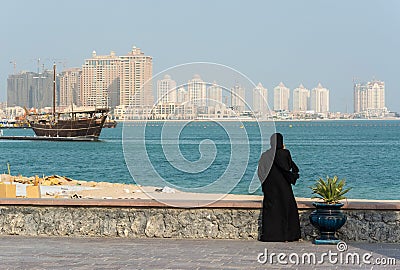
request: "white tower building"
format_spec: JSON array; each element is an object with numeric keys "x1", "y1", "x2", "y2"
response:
[
  {"x1": 176, "y1": 87, "x2": 188, "y2": 104},
  {"x1": 187, "y1": 74, "x2": 207, "y2": 107},
  {"x1": 253, "y1": 82, "x2": 268, "y2": 116},
  {"x1": 119, "y1": 46, "x2": 153, "y2": 107},
  {"x1": 207, "y1": 81, "x2": 223, "y2": 107},
  {"x1": 367, "y1": 80, "x2": 385, "y2": 110},
  {"x1": 354, "y1": 80, "x2": 386, "y2": 116},
  {"x1": 273, "y1": 82, "x2": 290, "y2": 111},
  {"x1": 157, "y1": 75, "x2": 177, "y2": 104},
  {"x1": 311, "y1": 83, "x2": 330, "y2": 113},
  {"x1": 293, "y1": 84, "x2": 310, "y2": 112},
  {"x1": 230, "y1": 84, "x2": 245, "y2": 113}
]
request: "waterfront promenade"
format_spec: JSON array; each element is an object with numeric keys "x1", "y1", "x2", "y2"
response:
[{"x1": 0, "y1": 236, "x2": 398, "y2": 269}]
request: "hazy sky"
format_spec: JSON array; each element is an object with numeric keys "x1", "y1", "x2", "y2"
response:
[{"x1": 1, "y1": 0, "x2": 399, "y2": 112}]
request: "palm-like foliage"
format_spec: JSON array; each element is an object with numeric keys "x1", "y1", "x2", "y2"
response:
[{"x1": 310, "y1": 175, "x2": 351, "y2": 204}]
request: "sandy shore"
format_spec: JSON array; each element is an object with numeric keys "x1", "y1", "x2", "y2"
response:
[
  {"x1": 2, "y1": 174, "x2": 397, "y2": 203},
  {"x1": 0, "y1": 174, "x2": 263, "y2": 201}
]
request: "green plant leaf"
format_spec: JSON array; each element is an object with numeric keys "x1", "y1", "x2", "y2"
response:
[{"x1": 309, "y1": 175, "x2": 352, "y2": 204}]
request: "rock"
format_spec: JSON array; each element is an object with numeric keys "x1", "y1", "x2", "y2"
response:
[
  {"x1": 145, "y1": 214, "x2": 165, "y2": 237},
  {"x1": 364, "y1": 211, "x2": 382, "y2": 222},
  {"x1": 130, "y1": 212, "x2": 147, "y2": 236},
  {"x1": 382, "y1": 212, "x2": 400, "y2": 223}
]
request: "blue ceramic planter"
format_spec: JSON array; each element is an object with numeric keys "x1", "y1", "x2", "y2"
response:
[{"x1": 309, "y1": 202, "x2": 347, "y2": 245}]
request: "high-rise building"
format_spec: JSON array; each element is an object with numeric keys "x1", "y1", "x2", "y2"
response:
[
  {"x1": 354, "y1": 83, "x2": 367, "y2": 113},
  {"x1": 253, "y1": 82, "x2": 268, "y2": 115},
  {"x1": 81, "y1": 50, "x2": 121, "y2": 108},
  {"x1": 187, "y1": 74, "x2": 207, "y2": 107},
  {"x1": 231, "y1": 83, "x2": 245, "y2": 113},
  {"x1": 367, "y1": 80, "x2": 385, "y2": 110},
  {"x1": 59, "y1": 68, "x2": 82, "y2": 107},
  {"x1": 311, "y1": 83, "x2": 329, "y2": 113},
  {"x1": 81, "y1": 46, "x2": 152, "y2": 108},
  {"x1": 157, "y1": 75, "x2": 177, "y2": 104},
  {"x1": 354, "y1": 80, "x2": 385, "y2": 113},
  {"x1": 120, "y1": 46, "x2": 153, "y2": 107},
  {"x1": 293, "y1": 84, "x2": 310, "y2": 112},
  {"x1": 273, "y1": 82, "x2": 290, "y2": 111},
  {"x1": 7, "y1": 70, "x2": 54, "y2": 109},
  {"x1": 207, "y1": 81, "x2": 223, "y2": 107},
  {"x1": 176, "y1": 87, "x2": 188, "y2": 104}
]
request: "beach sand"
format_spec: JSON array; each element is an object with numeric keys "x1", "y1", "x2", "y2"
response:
[
  {"x1": 1, "y1": 174, "x2": 397, "y2": 205},
  {"x1": 0, "y1": 174, "x2": 263, "y2": 201}
]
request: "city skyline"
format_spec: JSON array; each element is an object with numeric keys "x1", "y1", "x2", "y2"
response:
[
  {"x1": 3, "y1": 46, "x2": 393, "y2": 115},
  {"x1": 8, "y1": 64, "x2": 389, "y2": 117},
  {"x1": 1, "y1": 0, "x2": 399, "y2": 112}
]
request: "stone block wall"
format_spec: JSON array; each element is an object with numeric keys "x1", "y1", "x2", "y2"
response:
[
  {"x1": 0, "y1": 206, "x2": 260, "y2": 239},
  {"x1": 0, "y1": 200, "x2": 399, "y2": 242}
]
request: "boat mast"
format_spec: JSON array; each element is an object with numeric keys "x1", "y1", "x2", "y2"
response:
[{"x1": 53, "y1": 63, "x2": 56, "y2": 117}]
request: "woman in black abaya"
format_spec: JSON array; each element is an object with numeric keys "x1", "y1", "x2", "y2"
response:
[{"x1": 257, "y1": 133, "x2": 301, "y2": 242}]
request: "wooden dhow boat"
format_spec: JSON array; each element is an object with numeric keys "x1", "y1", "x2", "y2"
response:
[{"x1": 28, "y1": 64, "x2": 108, "y2": 141}]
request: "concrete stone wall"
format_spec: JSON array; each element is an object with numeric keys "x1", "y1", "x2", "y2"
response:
[
  {"x1": 0, "y1": 204, "x2": 399, "y2": 242},
  {"x1": 0, "y1": 206, "x2": 260, "y2": 239}
]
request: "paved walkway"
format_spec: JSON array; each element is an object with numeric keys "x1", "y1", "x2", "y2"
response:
[{"x1": 0, "y1": 236, "x2": 398, "y2": 269}]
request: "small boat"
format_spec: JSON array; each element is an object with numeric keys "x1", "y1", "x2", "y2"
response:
[{"x1": 28, "y1": 64, "x2": 108, "y2": 141}]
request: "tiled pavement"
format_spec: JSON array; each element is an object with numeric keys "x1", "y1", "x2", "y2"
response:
[{"x1": 0, "y1": 236, "x2": 398, "y2": 269}]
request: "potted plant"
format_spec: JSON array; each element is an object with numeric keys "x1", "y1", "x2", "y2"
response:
[{"x1": 309, "y1": 175, "x2": 351, "y2": 244}]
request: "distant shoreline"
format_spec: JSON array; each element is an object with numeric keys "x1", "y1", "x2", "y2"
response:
[
  {"x1": 1, "y1": 118, "x2": 398, "y2": 129},
  {"x1": 117, "y1": 117, "x2": 400, "y2": 123}
]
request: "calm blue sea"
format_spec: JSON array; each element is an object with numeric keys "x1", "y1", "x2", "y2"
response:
[{"x1": 1, "y1": 120, "x2": 399, "y2": 200}]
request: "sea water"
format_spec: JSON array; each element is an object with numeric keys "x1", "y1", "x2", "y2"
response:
[{"x1": 0, "y1": 120, "x2": 399, "y2": 200}]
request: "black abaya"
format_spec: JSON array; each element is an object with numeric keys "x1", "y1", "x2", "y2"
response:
[{"x1": 258, "y1": 148, "x2": 301, "y2": 242}]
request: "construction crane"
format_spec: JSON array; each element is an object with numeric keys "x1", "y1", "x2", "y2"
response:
[{"x1": 9, "y1": 60, "x2": 16, "y2": 75}]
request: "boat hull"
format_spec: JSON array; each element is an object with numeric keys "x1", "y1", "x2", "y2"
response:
[{"x1": 30, "y1": 117, "x2": 107, "y2": 139}]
